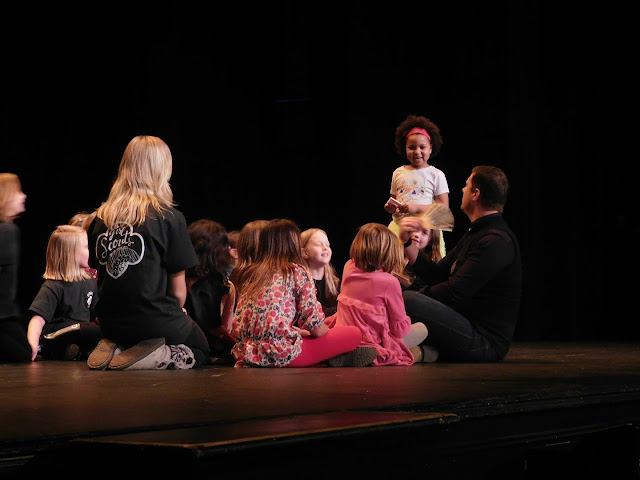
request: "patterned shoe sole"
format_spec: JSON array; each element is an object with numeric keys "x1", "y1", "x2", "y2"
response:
[{"x1": 328, "y1": 347, "x2": 377, "y2": 367}]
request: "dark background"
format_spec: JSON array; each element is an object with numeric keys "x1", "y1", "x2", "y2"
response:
[{"x1": 2, "y1": 4, "x2": 636, "y2": 341}]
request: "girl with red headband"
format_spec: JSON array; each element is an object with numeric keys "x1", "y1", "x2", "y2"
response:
[{"x1": 384, "y1": 114, "x2": 450, "y2": 256}]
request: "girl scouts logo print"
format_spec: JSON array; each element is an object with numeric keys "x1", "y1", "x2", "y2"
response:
[{"x1": 96, "y1": 225, "x2": 145, "y2": 279}]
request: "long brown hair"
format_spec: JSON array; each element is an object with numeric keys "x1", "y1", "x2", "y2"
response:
[
  {"x1": 234, "y1": 219, "x2": 303, "y2": 300},
  {"x1": 230, "y1": 219, "x2": 269, "y2": 286}
]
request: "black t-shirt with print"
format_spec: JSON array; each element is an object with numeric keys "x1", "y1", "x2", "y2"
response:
[
  {"x1": 28, "y1": 278, "x2": 98, "y2": 335},
  {"x1": 88, "y1": 207, "x2": 198, "y2": 348}
]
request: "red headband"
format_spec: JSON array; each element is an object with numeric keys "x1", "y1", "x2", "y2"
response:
[{"x1": 406, "y1": 127, "x2": 431, "y2": 141}]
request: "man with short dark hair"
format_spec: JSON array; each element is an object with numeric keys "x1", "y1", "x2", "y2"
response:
[{"x1": 400, "y1": 165, "x2": 522, "y2": 362}]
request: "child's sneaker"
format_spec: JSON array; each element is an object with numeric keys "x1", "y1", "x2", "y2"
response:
[
  {"x1": 420, "y1": 345, "x2": 439, "y2": 363},
  {"x1": 63, "y1": 344, "x2": 80, "y2": 361},
  {"x1": 122, "y1": 344, "x2": 172, "y2": 370},
  {"x1": 119, "y1": 344, "x2": 195, "y2": 370},
  {"x1": 165, "y1": 345, "x2": 195, "y2": 370},
  {"x1": 327, "y1": 347, "x2": 377, "y2": 367}
]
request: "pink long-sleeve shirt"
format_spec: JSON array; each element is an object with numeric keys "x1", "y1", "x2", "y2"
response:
[{"x1": 330, "y1": 259, "x2": 414, "y2": 366}]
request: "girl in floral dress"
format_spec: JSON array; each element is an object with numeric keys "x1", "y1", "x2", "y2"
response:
[{"x1": 231, "y1": 219, "x2": 376, "y2": 368}]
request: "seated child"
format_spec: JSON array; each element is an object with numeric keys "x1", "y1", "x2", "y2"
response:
[{"x1": 27, "y1": 225, "x2": 102, "y2": 361}]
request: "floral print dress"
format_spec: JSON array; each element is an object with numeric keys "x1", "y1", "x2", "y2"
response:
[{"x1": 231, "y1": 264, "x2": 325, "y2": 367}]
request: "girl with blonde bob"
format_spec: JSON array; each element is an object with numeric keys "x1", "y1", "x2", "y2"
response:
[
  {"x1": 330, "y1": 223, "x2": 429, "y2": 365},
  {"x1": 27, "y1": 225, "x2": 102, "y2": 361}
]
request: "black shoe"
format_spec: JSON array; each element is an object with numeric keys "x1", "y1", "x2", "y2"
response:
[
  {"x1": 328, "y1": 347, "x2": 377, "y2": 367},
  {"x1": 63, "y1": 344, "x2": 80, "y2": 361}
]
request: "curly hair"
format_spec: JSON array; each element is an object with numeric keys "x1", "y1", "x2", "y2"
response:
[{"x1": 394, "y1": 115, "x2": 443, "y2": 158}]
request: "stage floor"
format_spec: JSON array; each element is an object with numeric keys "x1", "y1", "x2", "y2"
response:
[{"x1": 2, "y1": 341, "x2": 639, "y2": 478}]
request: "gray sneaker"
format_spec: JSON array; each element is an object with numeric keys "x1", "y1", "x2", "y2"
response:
[
  {"x1": 107, "y1": 338, "x2": 166, "y2": 370},
  {"x1": 327, "y1": 347, "x2": 377, "y2": 367},
  {"x1": 420, "y1": 345, "x2": 439, "y2": 363}
]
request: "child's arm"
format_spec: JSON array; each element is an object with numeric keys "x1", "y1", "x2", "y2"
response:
[
  {"x1": 433, "y1": 192, "x2": 449, "y2": 207},
  {"x1": 403, "y1": 194, "x2": 450, "y2": 216},
  {"x1": 168, "y1": 271, "x2": 188, "y2": 307},
  {"x1": 221, "y1": 282, "x2": 236, "y2": 331},
  {"x1": 398, "y1": 217, "x2": 423, "y2": 266},
  {"x1": 209, "y1": 326, "x2": 237, "y2": 346},
  {"x1": 385, "y1": 281, "x2": 412, "y2": 339},
  {"x1": 27, "y1": 315, "x2": 45, "y2": 361}
]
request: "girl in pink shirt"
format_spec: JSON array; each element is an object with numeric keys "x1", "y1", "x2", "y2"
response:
[{"x1": 329, "y1": 223, "x2": 428, "y2": 365}]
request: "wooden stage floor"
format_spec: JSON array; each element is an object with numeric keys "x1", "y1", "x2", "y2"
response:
[{"x1": 1, "y1": 341, "x2": 639, "y2": 478}]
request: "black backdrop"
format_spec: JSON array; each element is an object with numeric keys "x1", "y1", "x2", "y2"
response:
[{"x1": 3, "y1": 4, "x2": 636, "y2": 341}]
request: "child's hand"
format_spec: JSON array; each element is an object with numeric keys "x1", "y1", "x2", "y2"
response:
[
  {"x1": 399, "y1": 202, "x2": 416, "y2": 214},
  {"x1": 385, "y1": 196, "x2": 402, "y2": 213},
  {"x1": 29, "y1": 341, "x2": 39, "y2": 361},
  {"x1": 293, "y1": 326, "x2": 311, "y2": 337},
  {"x1": 399, "y1": 217, "x2": 423, "y2": 242}
]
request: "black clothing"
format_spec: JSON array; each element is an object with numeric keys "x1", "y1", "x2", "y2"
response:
[
  {"x1": 28, "y1": 278, "x2": 101, "y2": 359},
  {"x1": 0, "y1": 222, "x2": 21, "y2": 319},
  {"x1": 87, "y1": 207, "x2": 210, "y2": 366},
  {"x1": 28, "y1": 278, "x2": 98, "y2": 334},
  {"x1": 184, "y1": 275, "x2": 233, "y2": 358},
  {"x1": 411, "y1": 213, "x2": 522, "y2": 358},
  {"x1": 0, "y1": 221, "x2": 30, "y2": 362},
  {"x1": 314, "y1": 277, "x2": 339, "y2": 317}
]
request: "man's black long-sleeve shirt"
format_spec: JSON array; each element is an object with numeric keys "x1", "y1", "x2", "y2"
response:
[{"x1": 411, "y1": 213, "x2": 522, "y2": 358}]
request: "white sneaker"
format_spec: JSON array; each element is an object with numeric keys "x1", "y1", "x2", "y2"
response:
[
  {"x1": 124, "y1": 345, "x2": 172, "y2": 370},
  {"x1": 165, "y1": 344, "x2": 195, "y2": 370}
]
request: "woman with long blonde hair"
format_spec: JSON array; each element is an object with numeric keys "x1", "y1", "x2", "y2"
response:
[{"x1": 85, "y1": 135, "x2": 209, "y2": 370}]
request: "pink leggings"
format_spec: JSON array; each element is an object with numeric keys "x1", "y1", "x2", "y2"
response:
[{"x1": 287, "y1": 325, "x2": 362, "y2": 367}]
